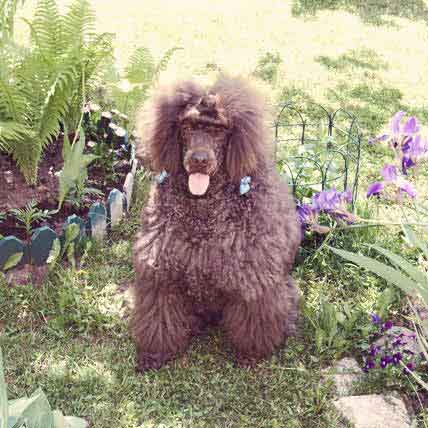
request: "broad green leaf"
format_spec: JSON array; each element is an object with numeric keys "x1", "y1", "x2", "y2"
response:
[
  {"x1": 58, "y1": 126, "x2": 98, "y2": 209},
  {"x1": 65, "y1": 224, "x2": 79, "y2": 244},
  {"x1": 8, "y1": 388, "x2": 54, "y2": 428},
  {"x1": 47, "y1": 238, "x2": 61, "y2": 265},
  {"x1": 371, "y1": 245, "x2": 428, "y2": 288},
  {"x1": 62, "y1": 123, "x2": 71, "y2": 161},
  {"x1": 2, "y1": 252, "x2": 23, "y2": 271},
  {"x1": 402, "y1": 224, "x2": 428, "y2": 261},
  {"x1": 328, "y1": 246, "x2": 428, "y2": 301}
]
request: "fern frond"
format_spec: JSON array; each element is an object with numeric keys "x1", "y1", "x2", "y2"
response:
[
  {"x1": 0, "y1": 120, "x2": 31, "y2": 152},
  {"x1": 9, "y1": 134, "x2": 42, "y2": 184},
  {"x1": 0, "y1": 0, "x2": 26, "y2": 40},
  {"x1": 31, "y1": 0, "x2": 61, "y2": 59},
  {"x1": 38, "y1": 58, "x2": 79, "y2": 145},
  {"x1": 125, "y1": 47, "x2": 156, "y2": 84},
  {"x1": 0, "y1": 69, "x2": 27, "y2": 120},
  {"x1": 61, "y1": 0, "x2": 96, "y2": 48},
  {"x1": 154, "y1": 47, "x2": 182, "y2": 79}
]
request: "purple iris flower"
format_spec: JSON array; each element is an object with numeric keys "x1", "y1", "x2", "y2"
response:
[
  {"x1": 380, "y1": 355, "x2": 393, "y2": 369},
  {"x1": 368, "y1": 346, "x2": 380, "y2": 357},
  {"x1": 311, "y1": 189, "x2": 341, "y2": 212},
  {"x1": 371, "y1": 313, "x2": 381, "y2": 324},
  {"x1": 408, "y1": 134, "x2": 428, "y2": 162},
  {"x1": 367, "y1": 182, "x2": 385, "y2": 198},
  {"x1": 397, "y1": 180, "x2": 417, "y2": 198},
  {"x1": 402, "y1": 116, "x2": 420, "y2": 135},
  {"x1": 401, "y1": 136, "x2": 412, "y2": 153},
  {"x1": 390, "y1": 111, "x2": 406, "y2": 135},
  {"x1": 297, "y1": 203, "x2": 315, "y2": 225},
  {"x1": 381, "y1": 164, "x2": 397, "y2": 182},
  {"x1": 401, "y1": 156, "x2": 415, "y2": 175},
  {"x1": 392, "y1": 352, "x2": 403, "y2": 366},
  {"x1": 392, "y1": 338, "x2": 403, "y2": 348},
  {"x1": 363, "y1": 358, "x2": 376, "y2": 372},
  {"x1": 403, "y1": 362, "x2": 415, "y2": 373},
  {"x1": 341, "y1": 189, "x2": 353, "y2": 203},
  {"x1": 382, "y1": 320, "x2": 393, "y2": 331}
]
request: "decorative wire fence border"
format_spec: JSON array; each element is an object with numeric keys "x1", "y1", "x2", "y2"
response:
[{"x1": 272, "y1": 101, "x2": 363, "y2": 209}]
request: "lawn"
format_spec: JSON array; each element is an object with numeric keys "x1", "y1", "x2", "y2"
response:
[{"x1": 2, "y1": 1, "x2": 428, "y2": 427}]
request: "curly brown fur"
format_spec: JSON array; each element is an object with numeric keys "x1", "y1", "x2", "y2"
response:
[{"x1": 132, "y1": 76, "x2": 301, "y2": 372}]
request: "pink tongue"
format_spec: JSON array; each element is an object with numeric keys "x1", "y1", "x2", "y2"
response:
[{"x1": 188, "y1": 173, "x2": 210, "y2": 195}]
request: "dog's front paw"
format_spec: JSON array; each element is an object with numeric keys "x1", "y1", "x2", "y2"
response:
[{"x1": 136, "y1": 352, "x2": 173, "y2": 373}]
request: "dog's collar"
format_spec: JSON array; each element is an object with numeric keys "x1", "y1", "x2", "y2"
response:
[{"x1": 154, "y1": 170, "x2": 252, "y2": 195}]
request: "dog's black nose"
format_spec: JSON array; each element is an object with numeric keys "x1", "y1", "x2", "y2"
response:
[{"x1": 191, "y1": 150, "x2": 209, "y2": 163}]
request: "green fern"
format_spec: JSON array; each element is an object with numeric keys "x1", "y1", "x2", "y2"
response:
[
  {"x1": 0, "y1": 0, "x2": 26, "y2": 41},
  {"x1": 0, "y1": 0, "x2": 113, "y2": 184}
]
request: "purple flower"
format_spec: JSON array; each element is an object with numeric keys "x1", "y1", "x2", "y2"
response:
[
  {"x1": 382, "y1": 320, "x2": 393, "y2": 331},
  {"x1": 401, "y1": 156, "x2": 415, "y2": 175},
  {"x1": 392, "y1": 338, "x2": 403, "y2": 348},
  {"x1": 401, "y1": 136, "x2": 412, "y2": 153},
  {"x1": 403, "y1": 362, "x2": 415, "y2": 373},
  {"x1": 390, "y1": 111, "x2": 406, "y2": 135},
  {"x1": 312, "y1": 189, "x2": 341, "y2": 212},
  {"x1": 341, "y1": 189, "x2": 353, "y2": 203},
  {"x1": 367, "y1": 182, "x2": 385, "y2": 198},
  {"x1": 408, "y1": 134, "x2": 428, "y2": 162},
  {"x1": 397, "y1": 180, "x2": 417, "y2": 198},
  {"x1": 371, "y1": 313, "x2": 381, "y2": 325},
  {"x1": 363, "y1": 358, "x2": 376, "y2": 371},
  {"x1": 392, "y1": 352, "x2": 403, "y2": 366},
  {"x1": 402, "y1": 116, "x2": 420, "y2": 135},
  {"x1": 368, "y1": 345, "x2": 380, "y2": 357},
  {"x1": 297, "y1": 203, "x2": 315, "y2": 225},
  {"x1": 381, "y1": 164, "x2": 397, "y2": 182},
  {"x1": 380, "y1": 355, "x2": 393, "y2": 368}
]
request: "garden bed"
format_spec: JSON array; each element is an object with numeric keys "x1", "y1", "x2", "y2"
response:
[
  {"x1": 0, "y1": 141, "x2": 131, "y2": 239},
  {"x1": 0, "y1": 119, "x2": 139, "y2": 272}
]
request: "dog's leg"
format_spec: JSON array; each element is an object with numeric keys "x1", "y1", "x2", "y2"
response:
[
  {"x1": 132, "y1": 282, "x2": 197, "y2": 372},
  {"x1": 222, "y1": 278, "x2": 299, "y2": 365}
]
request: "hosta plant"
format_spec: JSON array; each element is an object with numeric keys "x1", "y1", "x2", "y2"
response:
[
  {"x1": 57, "y1": 127, "x2": 98, "y2": 209},
  {"x1": 0, "y1": 347, "x2": 87, "y2": 428}
]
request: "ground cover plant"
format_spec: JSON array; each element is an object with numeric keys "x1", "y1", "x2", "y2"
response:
[{"x1": 2, "y1": 0, "x2": 428, "y2": 427}]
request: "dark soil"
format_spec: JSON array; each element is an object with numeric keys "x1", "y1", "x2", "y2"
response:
[{"x1": 0, "y1": 137, "x2": 131, "y2": 241}]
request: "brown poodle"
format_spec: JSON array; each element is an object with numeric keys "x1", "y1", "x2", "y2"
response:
[{"x1": 132, "y1": 76, "x2": 301, "y2": 371}]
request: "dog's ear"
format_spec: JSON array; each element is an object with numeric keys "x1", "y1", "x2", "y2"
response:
[
  {"x1": 211, "y1": 76, "x2": 269, "y2": 182},
  {"x1": 136, "y1": 82, "x2": 204, "y2": 174}
]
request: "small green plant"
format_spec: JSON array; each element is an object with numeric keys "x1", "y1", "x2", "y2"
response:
[
  {"x1": 9, "y1": 200, "x2": 53, "y2": 242},
  {"x1": 0, "y1": 347, "x2": 87, "y2": 428},
  {"x1": 58, "y1": 127, "x2": 98, "y2": 209},
  {"x1": 47, "y1": 223, "x2": 83, "y2": 270},
  {"x1": 306, "y1": 296, "x2": 364, "y2": 357}
]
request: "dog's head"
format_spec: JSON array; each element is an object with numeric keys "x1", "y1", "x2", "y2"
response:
[{"x1": 137, "y1": 76, "x2": 269, "y2": 196}]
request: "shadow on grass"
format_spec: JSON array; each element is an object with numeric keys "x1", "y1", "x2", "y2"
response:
[
  {"x1": 292, "y1": 0, "x2": 428, "y2": 26},
  {"x1": 316, "y1": 48, "x2": 388, "y2": 72},
  {"x1": 277, "y1": 48, "x2": 428, "y2": 137}
]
